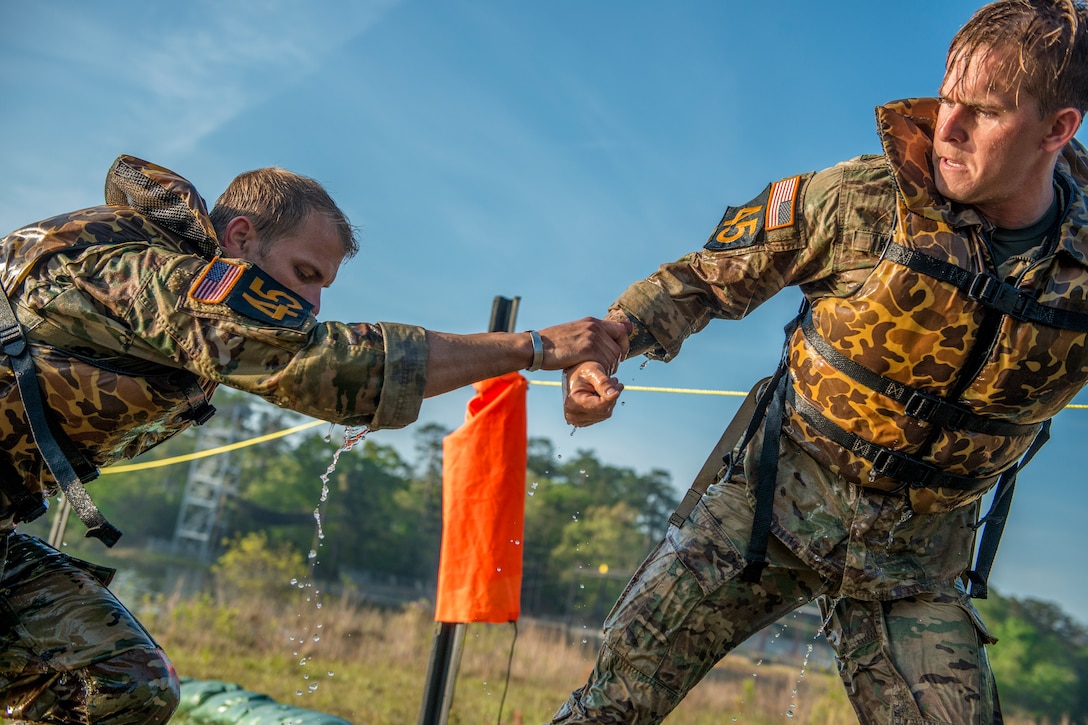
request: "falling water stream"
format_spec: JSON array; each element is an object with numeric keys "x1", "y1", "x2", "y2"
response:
[{"x1": 289, "y1": 424, "x2": 370, "y2": 699}]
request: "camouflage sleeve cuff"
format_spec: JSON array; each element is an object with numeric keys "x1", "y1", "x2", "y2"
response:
[
  {"x1": 369, "y1": 322, "x2": 428, "y2": 430},
  {"x1": 611, "y1": 280, "x2": 678, "y2": 361}
]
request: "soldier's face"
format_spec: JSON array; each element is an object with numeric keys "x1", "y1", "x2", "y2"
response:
[
  {"x1": 248, "y1": 212, "x2": 345, "y2": 316},
  {"x1": 932, "y1": 49, "x2": 1057, "y2": 227}
]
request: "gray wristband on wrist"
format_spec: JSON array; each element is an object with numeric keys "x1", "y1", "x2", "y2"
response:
[{"x1": 526, "y1": 330, "x2": 544, "y2": 372}]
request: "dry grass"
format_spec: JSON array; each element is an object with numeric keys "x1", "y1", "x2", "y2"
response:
[
  {"x1": 144, "y1": 589, "x2": 1055, "y2": 724},
  {"x1": 143, "y1": 589, "x2": 857, "y2": 724}
]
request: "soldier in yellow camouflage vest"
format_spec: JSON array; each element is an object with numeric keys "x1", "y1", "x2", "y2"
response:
[
  {"x1": 554, "y1": 1, "x2": 1088, "y2": 723},
  {"x1": 0, "y1": 157, "x2": 629, "y2": 724}
]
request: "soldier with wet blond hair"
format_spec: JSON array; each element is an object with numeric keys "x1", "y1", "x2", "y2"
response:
[
  {"x1": 555, "y1": 1, "x2": 1087, "y2": 722},
  {"x1": 0, "y1": 156, "x2": 628, "y2": 723}
]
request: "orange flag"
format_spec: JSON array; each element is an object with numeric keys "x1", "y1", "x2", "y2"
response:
[{"x1": 434, "y1": 372, "x2": 528, "y2": 623}]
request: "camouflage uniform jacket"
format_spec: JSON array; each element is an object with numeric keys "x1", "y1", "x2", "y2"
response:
[
  {"x1": 612, "y1": 98, "x2": 1088, "y2": 600},
  {"x1": 0, "y1": 155, "x2": 428, "y2": 510}
]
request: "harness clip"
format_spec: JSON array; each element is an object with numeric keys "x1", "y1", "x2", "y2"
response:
[
  {"x1": 967, "y1": 273, "x2": 999, "y2": 304},
  {"x1": 902, "y1": 392, "x2": 938, "y2": 422},
  {"x1": 0, "y1": 322, "x2": 25, "y2": 356},
  {"x1": 869, "y1": 449, "x2": 905, "y2": 480}
]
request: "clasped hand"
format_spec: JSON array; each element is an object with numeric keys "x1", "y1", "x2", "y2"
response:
[{"x1": 562, "y1": 360, "x2": 624, "y2": 427}]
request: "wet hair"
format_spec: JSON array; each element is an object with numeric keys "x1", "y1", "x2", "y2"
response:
[
  {"x1": 946, "y1": 0, "x2": 1088, "y2": 115},
  {"x1": 209, "y1": 167, "x2": 359, "y2": 260}
]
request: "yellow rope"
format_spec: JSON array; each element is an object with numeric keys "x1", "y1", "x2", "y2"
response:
[
  {"x1": 100, "y1": 420, "x2": 326, "y2": 475},
  {"x1": 99, "y1": 380, "x2": 1088, "y2": 474}
]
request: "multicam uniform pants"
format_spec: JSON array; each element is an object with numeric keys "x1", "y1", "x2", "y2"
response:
[
  {"x1": 550, "y1": 480, "x2": 1001, "y2": 725},
  {"x1": 0, "y1": 530, "x2": 179, "y2": 724}
]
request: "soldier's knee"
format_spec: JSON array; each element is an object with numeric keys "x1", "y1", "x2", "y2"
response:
[{"x1": 85, "y1": 646, "x2": 181, "y2": 724}]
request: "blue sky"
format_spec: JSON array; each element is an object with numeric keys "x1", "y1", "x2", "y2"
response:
[{"x1": 3, "y1": 1, "x2": 1086, "y2": 625}]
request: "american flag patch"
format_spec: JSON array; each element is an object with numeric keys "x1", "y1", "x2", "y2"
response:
[
  {"x1": 189, "y1": 258, "x2": 246, "y2": 304},
  {"x1": 765, "y1": 176, "x2": 799, "y2": 230}
]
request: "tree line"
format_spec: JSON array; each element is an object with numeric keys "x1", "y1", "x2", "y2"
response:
[{"x1": 32, "y1": 391, "x2": 1088, "y2": 724}]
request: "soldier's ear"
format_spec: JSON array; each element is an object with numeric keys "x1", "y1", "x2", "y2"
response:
[
  {"x1": 1042, "y1": 107, "x2": 1082, "y2": 153},
  {"x1": 220, "y1": 216, "x2": 257, "y2": 258}
]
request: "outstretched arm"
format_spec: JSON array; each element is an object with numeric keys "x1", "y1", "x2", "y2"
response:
[{"x1": 423, "y1": 317, "x2": 629, "y2": 398}]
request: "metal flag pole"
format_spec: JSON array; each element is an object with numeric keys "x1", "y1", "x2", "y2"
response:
[{"x1": 417, "y1": 295, "x2": 520, "y2": 725}]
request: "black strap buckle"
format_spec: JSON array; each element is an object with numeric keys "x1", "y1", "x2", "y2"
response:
[
  {"x1": 192, "y1": 403, "x2": 217, "y2": 425},
  {"x1": 0, "y1": 322, "x2": 24, "y2": 356},
  {"x1": 903, "y1": 390, "x2": 968, "y2": 430},
  {"x1": 968, "y1": 274, "x2": 1033, "y2": 319},
  {"x1": 869, "y1": 448, "x2": 905, "y2": 480},
  {"x1": 1006, "y1": 289, "x2": 1032, "y2": 319},
  {"x1": 902, "y1": 391, "x2": 937, "y2": 421},
  {"x1": 967, "y1": 273, "x2": 999, "y2": 304}
]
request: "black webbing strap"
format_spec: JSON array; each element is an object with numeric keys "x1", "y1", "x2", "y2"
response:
[
  {"x1": 787, "y1": 388, "x2": 999, "y2": 493},
  {"x1": 665, "y1": 306, "x2": 800, "y2": 587},
  {"x1": 799, "y1": 309, "x2": 1038, "y2": 437},
  {"x1": 884, "y1": 241, "x2": 1088, "y2": 332},
  {"x1": 0, "y1": 282, "x2": 121, "y2": 546},
  {"x1": 179, "y1": 375, "x2": 216, "y2": 425},
  {"x1": 741, "y1": 366, "x2": 790, "y2": 583},
  {"x1": 668, "y1": 376, "x2": 773, "y2": 529},
  {"x1": 966, "y1": 419, "x2": 1051, "y2": 599},
  {"x1": 735, "y1": 304, "x2": 809, "y2": 584}
]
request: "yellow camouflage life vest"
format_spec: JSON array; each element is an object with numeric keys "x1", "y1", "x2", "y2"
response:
[
  {"x1": 784, "y1": 100, "x2": 1088, "y2": 515},
  {"x1": 0, "y1": 156, "x2": 219, "y2": 526}
]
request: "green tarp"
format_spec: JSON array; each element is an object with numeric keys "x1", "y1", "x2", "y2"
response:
[{"x1": 173, "y1": 679, "x2": 351, "y2": 725}]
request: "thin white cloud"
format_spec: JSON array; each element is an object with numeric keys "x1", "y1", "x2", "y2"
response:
[{"x1": 1, "y1": 0, "x2": 402, "y2": 159}]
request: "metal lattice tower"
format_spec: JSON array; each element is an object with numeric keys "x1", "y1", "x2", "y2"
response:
[{"x1": 171, "y1": 407, "x2": 241, "y2": 561}]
